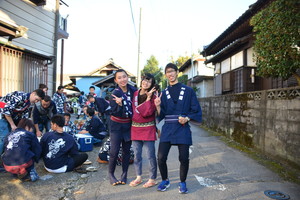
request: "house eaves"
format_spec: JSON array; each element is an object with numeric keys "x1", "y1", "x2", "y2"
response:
[
  {"x1": 191, "y1": 75, "x2": 214, "y2": 83},
  {"x1": 201, "y1": 0, "x2": 273, "y2": 57},
  {"x1": 205, "y1": 34, "x2": 252, "y2": 64},
  {"x1": 179, "y1": 59, "x2": 191, "y2": 72}
]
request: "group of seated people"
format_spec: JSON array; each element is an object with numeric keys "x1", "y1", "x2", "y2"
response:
[{"x1": 0, "y1": 105, "x2": 112, "y2": 182}]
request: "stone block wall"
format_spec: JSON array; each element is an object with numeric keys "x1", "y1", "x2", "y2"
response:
[{"x1": 199, "y1": 86, "x2": 300, "y2": 166}]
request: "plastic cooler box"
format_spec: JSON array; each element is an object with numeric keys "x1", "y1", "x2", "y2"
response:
[{"x1": 75, "y1": 134, "x2": 93, "y2": 152}]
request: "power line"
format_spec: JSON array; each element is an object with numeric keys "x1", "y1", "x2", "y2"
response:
[{"x1": 128, "y1": 0, "x2": 137, "y2": 37}]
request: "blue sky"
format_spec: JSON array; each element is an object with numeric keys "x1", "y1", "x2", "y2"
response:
[{"x1": 63, "y1": 0, "x2": 257, "y2": 75}]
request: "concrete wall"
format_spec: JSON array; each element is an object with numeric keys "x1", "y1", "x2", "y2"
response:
[{"x1": 199, "y1": 86, "x2": 300, "y2": 167}]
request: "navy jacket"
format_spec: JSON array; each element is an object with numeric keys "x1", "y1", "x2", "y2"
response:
[
  {"x1": 86, "y1": 115, "x2": 106, "y2": 139},
  {"x1": 2, "y1": 128, "x2": 41, "y2": 166},
  {"x1": 40, "y1": 131, "x2": 79, "y2": 170},
  {"x1": 158, "y1": 83, "x2": 202, "y2": 145}
]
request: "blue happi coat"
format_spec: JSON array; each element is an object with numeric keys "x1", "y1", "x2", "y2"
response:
[
  {"x1": 158, "y1": 83, "x2": 202, "y2": 145},
  {"x1": 110, "y1": 84, "x2": 137, "y2": 142}
]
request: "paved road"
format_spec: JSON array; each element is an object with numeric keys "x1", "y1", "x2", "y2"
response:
[{"x1": 0, "y1": 121, "x2": 299, "y2": 200}]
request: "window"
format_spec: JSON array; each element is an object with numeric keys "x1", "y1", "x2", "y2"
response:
[{"x1": 28, "y1": 0, "x2": 46, "y2": 6}]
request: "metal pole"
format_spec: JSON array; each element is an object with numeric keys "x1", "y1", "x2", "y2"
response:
[
  {"x1": 137, "y1": 8, "x2": 142, "y2": 87},
  {"x1": 60, "y1": 39, "x2": 64, "y2": 86}
]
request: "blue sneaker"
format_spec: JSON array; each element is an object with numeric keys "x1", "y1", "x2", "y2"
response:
[
  {"x1": 157, "y1": 179, "x2": 170, "y2": 191},
  {"x1": 29, "y1": 168, "x2": 39, "y2": 182},
  {"x1": 178, "y1": 182, "x2": 188, "y2": 194}
]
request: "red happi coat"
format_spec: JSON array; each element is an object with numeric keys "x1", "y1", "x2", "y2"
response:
[{"x1": 131, "y1": 90, "x2": 157, "y2": 141}]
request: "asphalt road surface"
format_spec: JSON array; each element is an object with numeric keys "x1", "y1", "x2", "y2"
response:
[{"x1": 0, "y1": 121, "x2": 299, "y2": 200}]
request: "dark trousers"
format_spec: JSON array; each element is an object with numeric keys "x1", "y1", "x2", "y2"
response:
[
  {"x1": 66, "y1": 153, "x2": 88, "y2": 172},
  {"x1": 109, "y1": 136, "x2": 132, "y2": 181},
  {"x1": 157, "y1": 142, "x2": 190, "y2": 182}
]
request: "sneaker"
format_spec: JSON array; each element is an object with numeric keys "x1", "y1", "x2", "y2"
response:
[
  {"x1": 29, "y1": 168, "x2": 39, "y2": 182},
  {"x1": 157, "y1": 179, "x2": 170, "y2": 192},
  {"x1": 178, "y1": 182, "x2": 188, "y2": 194}
]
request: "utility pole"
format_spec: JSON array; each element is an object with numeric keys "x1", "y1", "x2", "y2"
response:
[{"x1": 137, "y1": 8, "x2": 142, "y2": 87}]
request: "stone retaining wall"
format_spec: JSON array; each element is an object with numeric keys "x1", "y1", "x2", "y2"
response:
[{"x1": 199, "y1": 86, "x2": 300, "y2": 166}]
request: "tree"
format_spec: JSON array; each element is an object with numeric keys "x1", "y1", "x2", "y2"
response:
[
  {"x1": 250, "y1": 0, "x2": 300, "y2": 85},
  {"x1": 141, "y1": 55, "x2": 163, "y2": 86},
  {"x1": 170, "y1": 55, "x2": 190, "y2": 68}
]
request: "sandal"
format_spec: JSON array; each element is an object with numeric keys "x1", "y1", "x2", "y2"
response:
[
  {"x1": 83, "y1": 160, "x2": 92, "y2": 165},
  {"x1": 143, "y1": 180, "x2": 158, "y2": 188},
  {"x1": 129, "y1": 179, "x2": 143, "y2": 187},
  {"x1": 109, "y1": 174, "x2": 120, "y2": 186},
  {"x1": 86, "y1": 166, "x2": 97, "y2": 172}
]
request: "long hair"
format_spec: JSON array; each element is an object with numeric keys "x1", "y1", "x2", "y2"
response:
[{"x1": 17, "y1": 118, "x2": 35, "y2": 132}]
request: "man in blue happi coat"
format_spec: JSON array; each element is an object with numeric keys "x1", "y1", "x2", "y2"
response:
[{"x1": 155, "y1": 63, "x2": 202, "y2": 194}]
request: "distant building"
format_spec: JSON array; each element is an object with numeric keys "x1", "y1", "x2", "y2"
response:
[
  {"x1": 66, "y1": 59, "x2": 136, "y2": 97},
  {"x1": 179, "y1": 55, "x2": 214, "y2": 98},
  {"x1": 0, "y1": 0, "x2": 69, "y2": 96}
]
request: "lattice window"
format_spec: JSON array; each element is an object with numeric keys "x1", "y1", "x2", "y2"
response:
[{"x1": 0, "y1": 46, "x2": 48, "y2": 96}]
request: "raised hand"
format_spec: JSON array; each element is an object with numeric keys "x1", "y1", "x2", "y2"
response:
[
  {"x1": 145, "y1": 87, "x2": 156, "y2": 100},
  {"x1": 111, "y1": 94, "x2": 122, "y2": 106},
  {"x1": 154, "y1": 91, "x2": 162, "y2": 107}
]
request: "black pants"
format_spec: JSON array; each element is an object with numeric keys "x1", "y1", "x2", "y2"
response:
[
  {"x1": 67, "y1": 153, "x2": 88, "y2": 171},
  {"x1": 157, "y1": 142, "x2": 190, "y2": 182}
]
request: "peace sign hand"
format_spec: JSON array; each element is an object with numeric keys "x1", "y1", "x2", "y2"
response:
[
  {"x1": 112, "y1": 94, "x2": 122, "y2": 106},
  {"x1": 146, "y1": 87, "x2": 156, "y2": 100},
  {"x1": 154, "y1": 91, "x2": 162, "y2": 107}
]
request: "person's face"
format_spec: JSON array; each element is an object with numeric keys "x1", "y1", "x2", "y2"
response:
[
  {"x1": 115, "y1": 71, "x2": 128, "y2": 87},
  {"x1": 58, "y1": 89, "x2": 64, "y2": 94},
  {"x1": 89, "y1": 88, "x2": 95, "y2": 93},
  {"x1": 88, "y1": 97, "x2": 95, "y2": 103},
  {"x1": 50, "y1": 122, "x2": 57, "y2": 131},
  {"x1": 141, "y1": 78, "x2": 152, "y2": 90},
  {"x1": 42, "y1": 88, "x2": 48, "y2": 93},
  {"x1": 29, "y1": 92, "x2": 42, "y2": 104},
  {"x1": 64, "y1": 116, "x2": 70, "y2": 124},
  {"x1": 41, "y1": 100, "x2": 50, "y2": 108},
  {"x1": 165, "y1": 68, "x2": 178, "y2": 83}
]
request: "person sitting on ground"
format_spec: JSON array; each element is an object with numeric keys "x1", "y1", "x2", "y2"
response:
[
  {"x1": 1, "y1": 118, "x2": 41, "y2": 181},
  {"x1": 97, "y1": 137, "x2": 134, "y2": 165},
  {"x1": 78, "y1": 107, "x2": 108, "y2": 142},
  {"x1": 32, "y1": 95, "x2": 57, "y2": 137},
  {"x1": 40, "y1": 115, "x2": 88, "y2": 173},
  {"x1": 63, "y1": 113, "x2": 77, "y2": 137}
]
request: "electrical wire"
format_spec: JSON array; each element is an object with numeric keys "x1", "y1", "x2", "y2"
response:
[{"x1": 128, "y1": 0, "x2": 137, "y2": 37}]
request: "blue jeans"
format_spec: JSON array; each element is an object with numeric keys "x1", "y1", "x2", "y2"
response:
[
  {"x1": 0, "y1": 119, "x2": 9, "y2": 154},
  {"x1": 132, "y1": 140, "x2": 157, "y2": 180},
  {"x1": 38, "y1": 117, "x2": 51, "y2": 133}
]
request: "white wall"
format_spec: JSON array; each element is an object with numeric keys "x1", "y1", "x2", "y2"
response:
[
  {"x1": 247, "y1": 47, "x2": 256, "y2": 67},
  {"x1": 221, "y1": 58, "x2": 230, "y2": 73},
  {"x1": 231, "y1": 51, "x2": 243, "y2": 70}
]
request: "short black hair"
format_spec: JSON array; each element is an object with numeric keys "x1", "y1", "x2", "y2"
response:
[
  {"x1": 164, "y1": 63, "x2": 178, "y2": 74},
  {"x1": 51, "y1": 115, "x2": 65, "y2": 128},
  {"x1": 87, "y1": 95, "x2": 95, "y2": 100},
  {"x1": 57, "y1": 86, "x2": 64, "y2": 90},
  {"x1": 114, "y1": 69, "x2": 128, "y2": 79},
  {"x1": 43, "y1": 95, "x2": 51, "y2": 102},
  {"x1": 87, "y1": 107, "x2": 95, "y2": 116},
  {"x1": 33, "y1": 89, "x2": 45, "y2": 99},
  {"x1": 63, "y1": 113, "x2": 71, "y2": 118},
  {"x1": 39, "y1": 83, "x2": 48, "y2": 90},
  {"x1": 89, "y1": 86, "x2": 95, "y2": 90},
  {"x1": 80, "y1": 91, "x2": 84, "y2": 95}
]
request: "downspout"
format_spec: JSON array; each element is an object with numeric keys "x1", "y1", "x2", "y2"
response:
[{"x1": 53, "y1": 0, "x2": 60, "y2": 94}]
